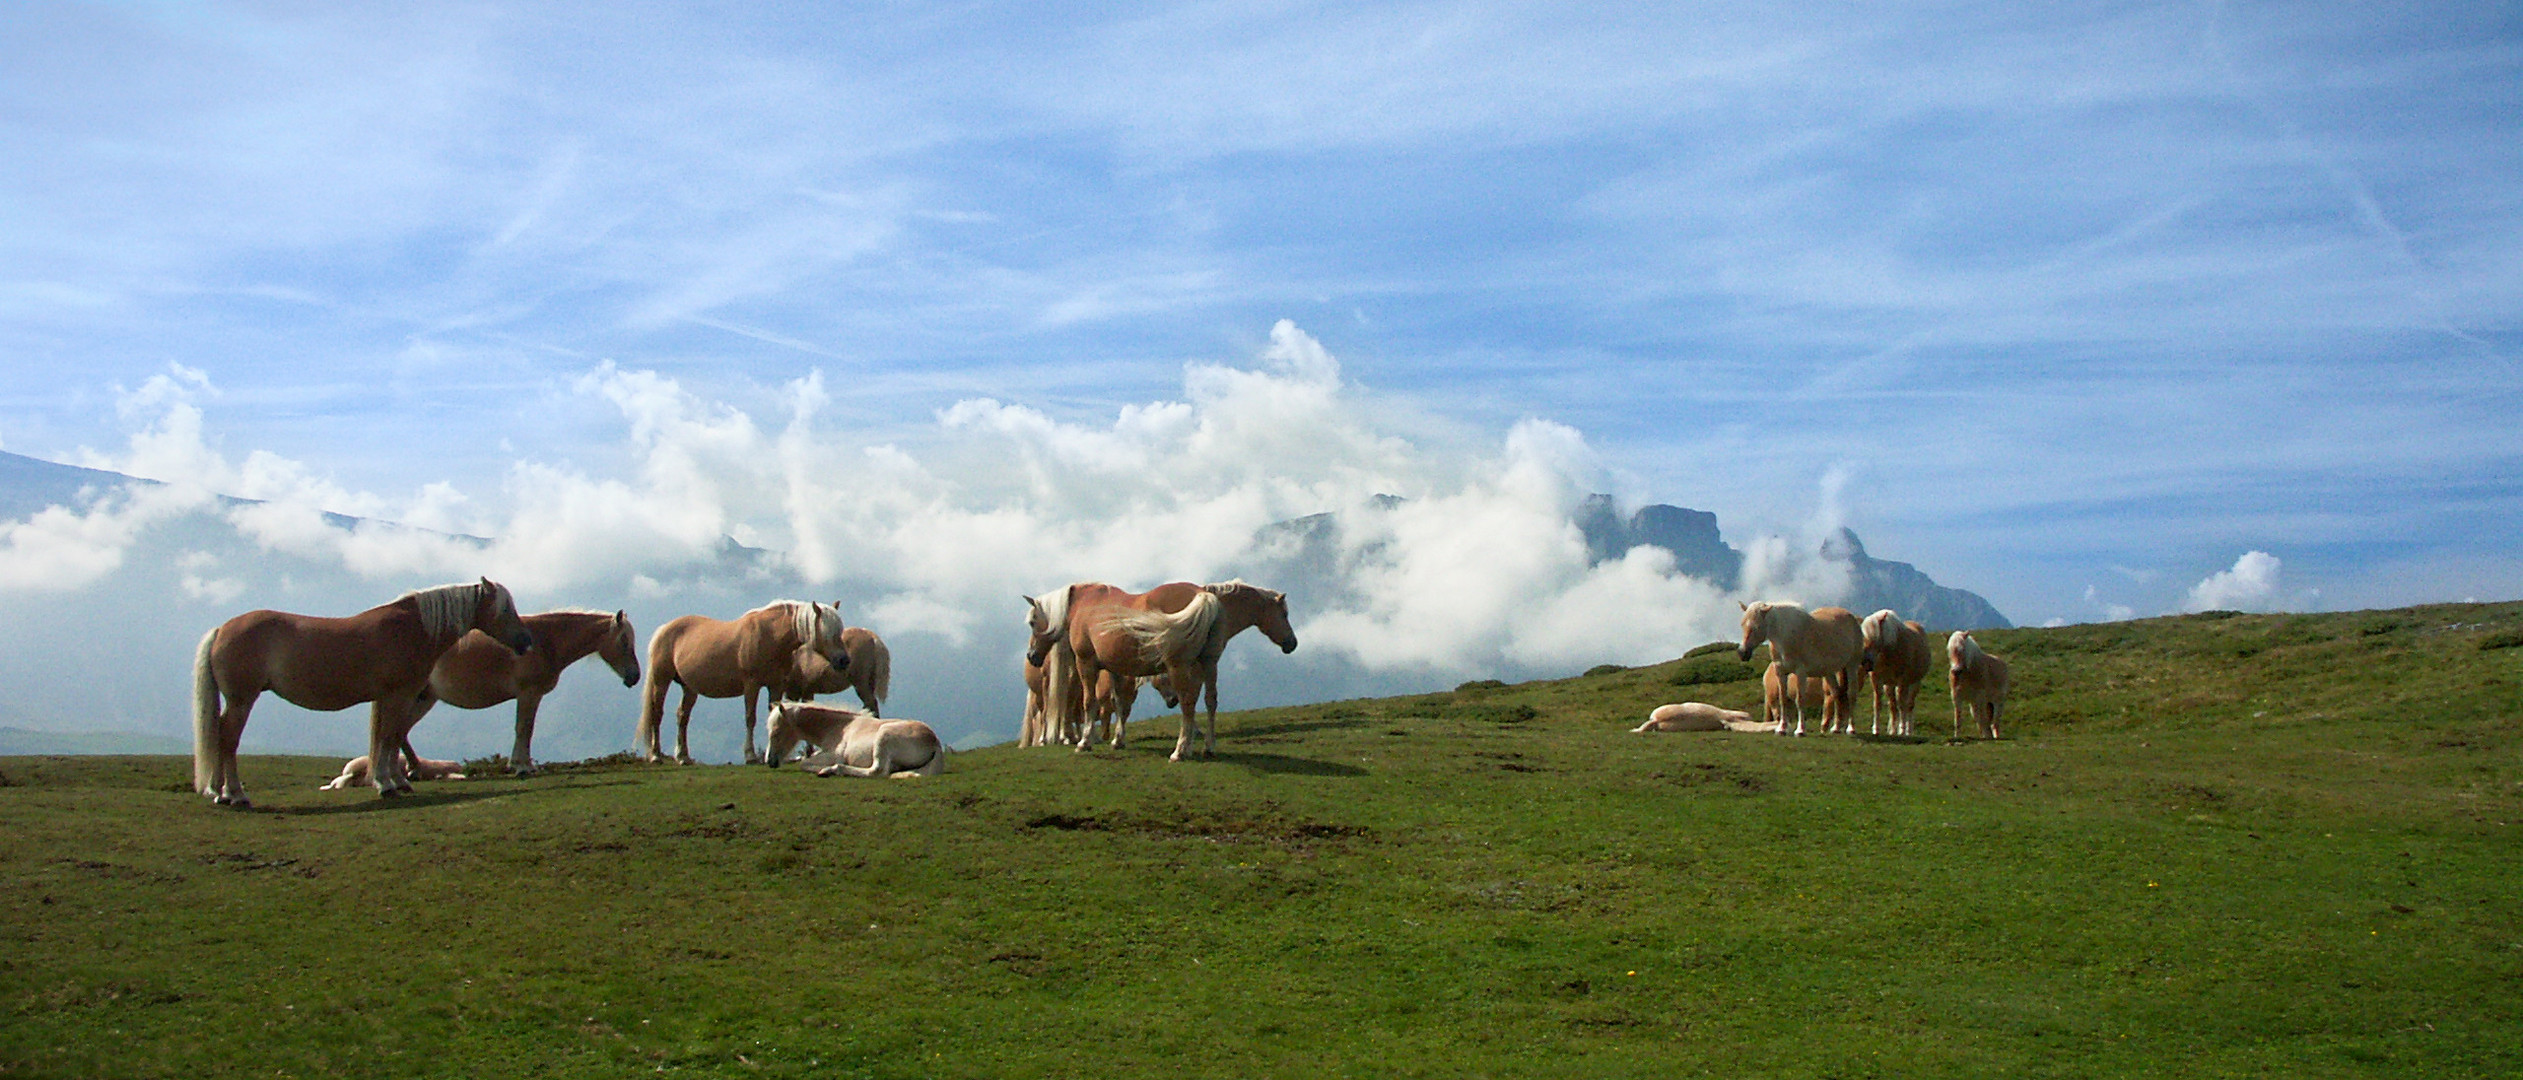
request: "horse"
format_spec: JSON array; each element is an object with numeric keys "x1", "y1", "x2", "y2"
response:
[
  {"x1": 764, "y1": 702, "x2": 946, "y2": 778},
  {"x1": 636, "y1": 600, "x2": 848, "y2": 765},
  {"x1": 1762, "y1": 662, "x2": 1830, "y2": 730},
  {"x1": 192, "y1": 578, "x2": 534, "y2": 806},
  {"x1": 1859, "y1": 610, "x2": 1933, "y2": 737},
  {"x1": 1632, "y1": 702, "x2": 1771, "y2": 733},
  {"x1": 320, "y1": 751, "x2": 466, "y2": 791},
  {"x1": 1736, "y1": 601, "x2": 1863, "y2": 737},
  {"x1": 780, "y1": 625, "x2": 891, "y2": 716},
  {"x1": 1948, "y1": 630, "x2": 2010, "y2": 739},
  {"x1": 405, "y1": 609, "x2": 641, "y2": 775},
  {"x1": 1025, "y1": 580, "x2": 1297, "y2": 761},
  {"x1": 1019, "y1": 643, "x2": 1081, "y2": 748}
]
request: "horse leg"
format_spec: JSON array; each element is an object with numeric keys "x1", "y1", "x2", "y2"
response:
[
  {"x1": 742, "y1": 685, "x2": 763, "y2": 765},
  {"x1": 674, "y1": 686, "x2": 700, "y2": 765},
  {"x1": 1202, "y1": 666, "x2": 1220, "y2": 757},
  {"x1": 215, "y1": 692, "x2": 257, "y2": 807},
  {"x1": 510, "y1": 692, "x2": 543, "y2": 776},
  {"x1": 368, "y1": 699, "x2": 408, "y2": 797},
  {"x1": 637, "y1": 672, "x2": 671, "y2": 762}
]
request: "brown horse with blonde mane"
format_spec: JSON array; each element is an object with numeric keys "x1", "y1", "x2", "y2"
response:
[
  {"x1": 778, "y1": 625, "x2": 892, "y2": 716},
  {"x1": 1736, "y1": 601, "x2": 1863, "y2": 737},
  {"x1": 637, "y1": 600, "x2": 847, "y2": 765},
  {"x1": 407, "y1": 609, "x2": 642, "y2": 775},
  {"x1": 192, "y1": 578, "x2": 533, "y2": 806},
  {"x1": 1860, "y1": 609, "x2": 1932, "y2": 737},
  {"x1": 1024, "y1": 580, "x2": 1296, "y2": 761}
]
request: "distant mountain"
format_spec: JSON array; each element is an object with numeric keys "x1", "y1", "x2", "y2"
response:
[
  {"x1": 0, "y1": 450, "x2": 141, "y2": 521},
  {"x1": 1244, "y1": 493, "x2": 2009, "y2": 630},
  {"x1": 1575, "y1": 494, "x2": 2009, "y2": 629}
]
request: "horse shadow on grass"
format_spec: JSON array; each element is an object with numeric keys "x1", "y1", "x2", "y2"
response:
[
  {"x1": 261, "y1": 776, "x2": 644, "y2": 816},
  {"x1": 1221, "y1": 715, "x2": 1372, "y2": 739},
  {"x1": 1852, "y1": 733, "x2": 1933, "y2": 746},
  {"x1": 1211, "y1": 750, "x2": 1369, "y2": 778}
]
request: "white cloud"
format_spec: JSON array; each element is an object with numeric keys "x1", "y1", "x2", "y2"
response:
[
  {"x1": 0, "y1": 483, "x2": 212, "y2": 592},
  {"x1": 2180, "y1": 550, "x2": 2318, "y2": 613}
]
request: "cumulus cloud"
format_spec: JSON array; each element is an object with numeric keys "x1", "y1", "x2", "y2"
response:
[
  {"x1": 15, "y1": 322, "x2": 1850, "y2": 678},
  {"x1": 2181, "y1": 550, "x2": 2316, "y2": 613}
]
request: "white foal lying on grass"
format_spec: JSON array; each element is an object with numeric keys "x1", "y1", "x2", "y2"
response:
[
  {"x1": 765, "y1": 701, "x2": 947, "y2": 778},
  {"x1": 319, "y1": 748, "x2": 467, "y2": 790},
  {"x1": 1631, "y1": 702, "x2": 1779, "y2": 733}
]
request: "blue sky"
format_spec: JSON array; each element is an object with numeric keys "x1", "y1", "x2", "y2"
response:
[{"x1": 5, "y1": 0, "x2": 2520, "y2": 635}]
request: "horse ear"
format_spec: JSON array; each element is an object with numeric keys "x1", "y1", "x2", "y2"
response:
[{"x1": 1737, "y1": 601, "x2": 1749, "y2": 612}]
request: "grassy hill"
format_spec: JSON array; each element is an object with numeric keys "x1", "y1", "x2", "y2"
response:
[{"x1": 4, "y1": 604, "x2": 2519, "y2": 1078}]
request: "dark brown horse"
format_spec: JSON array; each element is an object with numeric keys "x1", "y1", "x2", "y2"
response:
[
  {"x1": 407, "y1": 609, "x2": 641, "y2": 775},
  {"x1": 192, "y1": 579, "x2": 533, "y2": 806},
  {"x1": 1024, "y1": 580, "x2": 1296, "y2": 761}
]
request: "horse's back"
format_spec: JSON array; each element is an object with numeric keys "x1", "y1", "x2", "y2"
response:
[{"x1": 211, "y1": 606, "x2": 430, "y2": 710}]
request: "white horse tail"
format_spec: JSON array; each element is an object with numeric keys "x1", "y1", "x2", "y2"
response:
[
  {"x1": 1116, "y1": 590, "x2": 1222, "y2": 670},
  {"x1": 191, "y1": 627, "x2": 221, "y2": 796},
  {"x1": 1042, "y1": 639, "x2": 1078, "y2": 746}
]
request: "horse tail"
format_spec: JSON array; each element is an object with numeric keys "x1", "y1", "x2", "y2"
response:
[
  {"x1": 636, "y1": 622, "x2": 676, "y2": 759},
  {"x1": 859, "y1": 634, "x2": 892, "y2": 709},
  {"x1": 1116, "y1": 591, "x2": 1221, "y2": 670},
  {"x1": 1043, "y1": 640, "x2": 1077, "y2": 746},
  {"x1": 191, "y1": 627, "x2": 221, "y2": 795}
]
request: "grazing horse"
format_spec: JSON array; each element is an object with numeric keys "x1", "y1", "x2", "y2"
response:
[
  {"x1": 1948, "y1": 630, "x2": 2010, "y2": 739},
  {"x1": 765, "y1": 702, "x2": 946, "y2": 778},
  {"x1": 1736, "y1": 601, "x2": 1863, "y2": 737},
  {"x1": 636, "y1": 601, "x2": 848, "y2": 765},
  {"x1": 406, "y1": 609, "x2": 641, "y2": 775},
  {"x1": 1859, "y1": 610, "x2": 1932, "y2": 737},
  {"x1": 781, "y1": 625, "x2": 892, "y2": 716},
  {"x1": 1024, "y1": 580, "x2": 1297, "y2": 761},
  {"x1": 193, "y1": 578, "x2": 533, "y2": 806}
]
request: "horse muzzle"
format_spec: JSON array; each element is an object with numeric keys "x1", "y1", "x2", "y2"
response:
[
  {"x1": 1279, "y1": 639, "x2": 1297, "y2": 654},
  {"x1": 1735, "y1": 645, "x2": 1753, "y2": 662},
  {"x1": 506, "y1": 630, "x2": 536, "y2": 653}
]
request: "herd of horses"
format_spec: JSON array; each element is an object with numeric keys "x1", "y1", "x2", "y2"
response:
[
  {"x1": 1707, "y1": 600, "x2": 2010, "y2": 740},
  {"x1": 185, "y1": 575, "x2": 1998, "y2": 808}
]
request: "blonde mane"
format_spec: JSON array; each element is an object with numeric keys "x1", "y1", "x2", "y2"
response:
[
  {"x1": 1034, "y1": 583, "x2": 1086, "y2": 643},
  {"x1": 752, "y1": 599, "x2": 838, "y2": 649},
  {"x1": 401, "y1": 581, "x2": 490, "y2": 644}
]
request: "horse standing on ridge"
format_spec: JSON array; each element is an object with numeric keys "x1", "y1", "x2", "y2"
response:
[
  {"x1": 398, "y1": 608, "x2": 642, "y2": 775},
  {"x1": 192, "y1": 578, "x2": 534, "y2": 806},
  {"x1": 780, "y1": 625, "x2": 891, "y2": 716},
  {"x1": 1948, "y1": 630, "x2": 2010, "y2": 739},
  {"x1": 1859, "y1": 610, "x2": 1933, "y2": 737},
  {"x1": 1736, "y1": 601, "x2": 1864, "y2": 737},
  {"x1": 1023, "y1": 580, "x2": 1297, "y2": 761},
  {"x1": 637, "y1": 601, "x2": 848, "y2": 765}
]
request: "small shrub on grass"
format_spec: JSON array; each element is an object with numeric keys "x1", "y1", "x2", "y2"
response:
[
  {"x1": 1669, "y1": 656, "x2": 1760, "y2": 686},
  {"x1": 1455, "y1": 679, "x2": 1508, "y2": 693},
  {"x1": 1584, "y1": 664, "x2": 1627, "y2": 677},
  {"x1": 2479, "y1": 628, "x2": 2523, "y2": 651},
  {"x1": 1451, "y1": 703, "x2": 1537, "y2": 725},
  {"x1": 1682, "y1": 641, "x2": 1735, "y2": 658}
]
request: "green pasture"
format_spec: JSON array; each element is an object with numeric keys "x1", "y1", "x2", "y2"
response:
[{"x1": 4, "y1": 604, "x2": 2520, "y2": 1078}]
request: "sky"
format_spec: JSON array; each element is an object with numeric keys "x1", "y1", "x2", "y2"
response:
[{"x1": 2, "y1": 2, "x2": 2519, "y2": 751}]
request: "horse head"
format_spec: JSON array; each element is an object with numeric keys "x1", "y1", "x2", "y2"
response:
[
  {"x1": 1022, "y1": 594, "x2": 1064, "y2": 667},
  {"x1": 600, "y1": 610, "x2": 642, "y2": 688},
  {"x1": 1255, "y1": 588, "x2": 1298, "y2": 654},
  {"x1": 475, "y1": 578, "x2": 536, "y2": 654},
  {"x1": 1735, "y1": 601, "x2": 1770, "y2": 662}
]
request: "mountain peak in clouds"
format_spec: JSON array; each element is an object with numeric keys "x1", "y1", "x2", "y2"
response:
[{"x1": 1576, "y1": 494, "x2": 2007, "y2": 630}]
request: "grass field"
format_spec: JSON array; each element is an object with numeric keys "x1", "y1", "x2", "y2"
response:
[{"x1": 4, "y1": 604, "x2": 2520, "y2": 1078}]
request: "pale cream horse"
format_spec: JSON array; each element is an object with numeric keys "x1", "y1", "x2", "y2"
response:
[
  {"x1": 320, "y1": 752, "x2": 466, "y2": 790},
  {"x1": 765, "y1": 702, "x2": 946, "y2": 778},
  {"x1": 1948, "y1": 630, "x2": 2010, "y2": 739},
  {"x1": 1736, "y1": 601, "x2": 1864, "y2": 737},
  {"x1": 1859, "y1": 610, "x2": 1933, "y2": 736},
  {"x1": 637, "y1": 601, "x2": 848, "y2": 765},
  {"x1": 1632, "y1": 702, "x2": 1774, "y2": 733}
]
